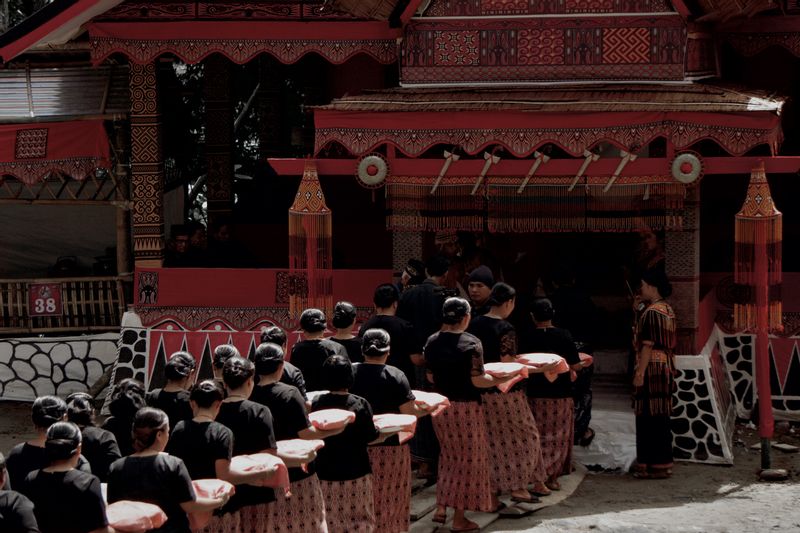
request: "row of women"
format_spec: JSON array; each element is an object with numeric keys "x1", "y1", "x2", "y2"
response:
[{"x1": 0, "y1": 273, "x2": 676, "y2": 533}]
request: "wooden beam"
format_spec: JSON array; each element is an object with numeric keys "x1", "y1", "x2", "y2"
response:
[
  {"x1": 400, "y1": 0, "x2": 425, "y2": 25},
  {"x1": 669, "y1": 0, "x2": 693, "y2": 19},
  {"x1": 268, "y1": 156, "x2": 800, "y2": 177}
]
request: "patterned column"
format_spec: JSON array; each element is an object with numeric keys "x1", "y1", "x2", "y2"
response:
[
  {"x1": 392, "y1": 231, "x2": 424, "y2": 280},
  {"x1": 257, "y1": 56, "x2": 287, "y2": 159},
  {"x1": 665, "y1": 186, "x2": 700, "y2": 354},
  {"x1": 203, "y1": 55, "x2": 234, "y2": 227},
  {"x1": 129, "y1": 62, "x2": 165, "y2": 268}
]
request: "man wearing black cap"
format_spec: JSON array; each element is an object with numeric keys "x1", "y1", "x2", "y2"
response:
[
  {"x1": 290, "y1": 309, "x2": 346, "y2": 392},
  {"x1": 466, "y1": 265, "x2": 495, "y2": 318},
  {"x1": 399, "y1": 259, "x2": 426, "y2": 294}
]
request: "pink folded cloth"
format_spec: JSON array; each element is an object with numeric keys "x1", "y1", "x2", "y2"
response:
[
  {"x1": 484, "y1": 362, "x2": 529, "y2": 393},
  {"x1": 276, "y1": 439, "x2": 325, "y2": 472},
  {"x1": 308, "y1": 408, "x2": 356, "y2": 430},
  {"x1": 188, "y1": 479, "x2": 235, "y2": 530},
  {"x1": 518, "y1": 353, "x2": 569, "y2": 383},
  {"x1": 230, "y1": 453, "x2": 290, "y2": 493},
  {"x1": 106, "y1": 500, "x2": 167, "y2": 532},
  {"x1": 373, "y1": 413, "x2": 417, "y2": 443},
  {"x1": 411, "y1": 390, "x2": 451, "y2": 417},
  {"x1": 571, "y1": 353, "x2": 594, "y2": 381}
]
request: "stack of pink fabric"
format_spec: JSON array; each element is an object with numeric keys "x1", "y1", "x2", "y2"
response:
[
  {"x1": 484, "y1": 362, "x2": 529, "y2": 393},
  {"x1": 411, "y1": 390, "x2": 451, "y2": 417},
  {"x1": 188, "y1": 479, "x2": 235, "y2": 530},
  {"x1": 230, "y1": 453, "x2": 290, "y2": 493},
  {"x1": 373, "y1": 413, "x2": 418, "y2": 444},
  {"x1": 308, "y1": 409, "x2": 356, "y2": 430},
  {"x1": 518, "y1": 353, "x2": 569, "y2": 383},
  {"x1": 276, "y1": 439, "x2": 325, "y2": 472},
  {"x1": 106, "y1": 501, "x2": 167, "y2": 532}
]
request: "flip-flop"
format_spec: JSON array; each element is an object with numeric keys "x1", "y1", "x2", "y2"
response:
[
  {"x1": 510, "y1": 493, "x2": 541, "y2": 504},
  {"x1": 432, "y1": 511, "x2": 447, "y2": 524},
  {"x1": 530, "y1": 485, "x2": 551, "y2": 497},
  {"x1": 545, "y1": 480, "x2": 561, "y2": 491}
]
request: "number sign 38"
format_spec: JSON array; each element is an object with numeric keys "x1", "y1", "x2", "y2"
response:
[{"x1": 28, "y1": 283, "x2": 63, "y2": 317}]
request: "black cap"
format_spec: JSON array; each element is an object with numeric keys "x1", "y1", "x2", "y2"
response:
[
  {"x1": 442, "y1": 297, "x2": 471, "y2": 324},
  {"x1": 467, "y1": 265, "x2": 494, "y2": 287},
  {"x1": 405, "y1": 259, "x2": 425, "y2": 279},
  {"x1": 300, "y1": 308, "x2": 327, "y2": 333}
]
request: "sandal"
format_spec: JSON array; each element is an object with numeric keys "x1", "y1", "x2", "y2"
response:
[
  {"x1": 432, "y1": 510, "x2": 447, "y2": 524},
  {"x1": 579, "y1": 427, "x2": 596, "y2": 447},
  {"x1": 530, "y1": 483, "x2": 551, "y2": 497},
  {"x1": 545, "y1": 479, "x2": 561, "y2": 491}
]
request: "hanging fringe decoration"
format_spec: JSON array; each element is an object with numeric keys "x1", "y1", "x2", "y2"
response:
[
  {"x1": 387, "y1": 176, "x2": 484, "y2": 232},
  {"x1": 586, "y1": 178, "x2": 685, "y2": 232},
  {"x1": 288, "y1": 160, "x2": 333, "y2": 321},
  {"x1": 733, "y1": 162, "x2": 782, "y2": 332},
  {"x1": 488, "y1": 177, "x2": 584, "y2": 232}
]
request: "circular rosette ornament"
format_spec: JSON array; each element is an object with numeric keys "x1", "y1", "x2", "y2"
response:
[
  {"x1": 356, "y1": 154, "x2": 389, "y2": 189},
  {"x1": 671, "y1": 152, "x2": 704, "y2": 184}
]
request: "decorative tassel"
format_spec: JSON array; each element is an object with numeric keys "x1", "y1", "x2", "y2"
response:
[
  {"x1": 733, "y1": 162, "x2": 783, "y2": 332},
  {"x1": 288, "y1": 160, "x2": 333, "y2": 321}
]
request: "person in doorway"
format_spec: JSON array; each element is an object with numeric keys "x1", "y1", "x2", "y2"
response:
[
  {"x1": 632, "y1": 269, "x2": 677, "y2": 480},
  {"x1": 399, "y1": 259, "x2": 426, "y2": 294},
  {"x1": 466, "y1": 265, "x2": 494, "y2": 318},
  {"x1": 290, "y1": 308, "x2": 346, "y2": 392},
  {"x1": 329, "y1": 301, "x2": 363, "y2": 363}
]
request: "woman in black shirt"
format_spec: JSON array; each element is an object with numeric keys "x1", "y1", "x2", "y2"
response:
[
  {"x1": 66, "y1": 392, "x2": 121, "y2": 482},
  {"x1": 101, "y1": 378, "x2": 146, "y2": 457},
  {"x1": 215, "y1": 357, "x2": 278, "y2": 533},
  {"x1": 146, "y1": 351, "x2": 197, "y2": 431},
  {"x1": 328, "y1": 301, "x2": 363, "y2": 363},
  {"x1": 169, "y1": 380, "x2": 277, "y2": 533},
  {"x1": 425, "y1": 297, "x2": 513, "y2": 532},
  {"x1": 311, "y1": 355, "x2": 386, "y2": 533},
  {"x1": 6, "y1": 396, "x2": 91, "y2": 491},
  {"x1": 520, "y1": 298, "x2": 582, "y2": 491},
  {"x1": 23, "y1": 422, "x2": 110, "y2": 533},
  {"x1": 290, "y1": 308, "x2": 346, "y2": 392},
  {"x1": 467, "y1": 283, "x2": 551, "y2": 501},
  {"x1": 259, "y1": 327, "x2": 308, "y2": 400},
  {"x1": 250, "y1": 343, "x2": 338, "y2": 533},
  {"x1": 0, "y1": 452, "x2": 39, "y2": 533},
  {"x1": 107, "y1": 408, "x2": 227, "y2": 533},
  {"x1": 351, "y1": 329, "x2": 434, "y2": 533}
]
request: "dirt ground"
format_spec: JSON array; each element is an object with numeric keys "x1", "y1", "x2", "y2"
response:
[{"x1": 2, "y1": 400, "x2": 798, "y2": 533}]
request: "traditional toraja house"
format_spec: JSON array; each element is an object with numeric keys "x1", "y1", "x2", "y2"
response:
[{"x1": 0, "y1": 0, "x2": 799, "y2": 463}]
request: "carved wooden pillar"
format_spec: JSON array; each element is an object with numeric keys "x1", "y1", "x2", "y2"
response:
[
  {"x1": 114, "y1": 122, "x2": 132, "y2": 276},
  {"x1": 129, "y1": 62, "x2": 165, "y2": 268},
  {"x1": 665, "y1": 186, "x2": 701, "y2": 353},
  {"x1": 204, "y1": 55, "x2": 234, "y2": 227}
]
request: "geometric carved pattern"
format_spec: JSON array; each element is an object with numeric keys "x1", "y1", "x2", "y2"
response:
[
  {"x1": 203, "y1": 55, "x2": 234, "y2": 224},
  {"x1": 401, "y1": 16, "x2": 686, "y2": 84},
  {"x1": 602, "y1": 28, "x2": 650, "y2": 63},
  {"x1": 392, "y1": 230, "x2": 423, "y2": 275},
  {"x1": 315, "y1": 120, "x2": 782, "y2": 158},
  {"x1": 424, "y1": 0, "x2": 673, "y2": 15},
  {"x1": 129, "y1": 62, "x2": 165, "y2": 265},
  {"x1": 90, "y1": 34, "x2": 398, "y2": 66},
  {"x1": 14, "y1": 128, "x2": 48, "y2": 159}
]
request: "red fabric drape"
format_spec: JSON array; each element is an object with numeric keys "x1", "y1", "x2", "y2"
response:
[{"x1": 0, "y1": 120, "x2": 111, "y2": 184}]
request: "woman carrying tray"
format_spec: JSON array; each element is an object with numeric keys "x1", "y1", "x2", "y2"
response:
[
  {"x1": 351, "y1": 328, "x2": 435, "y2": 533},
  {"x1": 519, "y1": 298, "x2": 582, "y2": 491},
  {"x1": 424, "y1": 297, "x2": 515, "y2": 533},
  {"x1": 467, "y1": 282, "x2": 551, "y2": 503},
  {"x1": 311, "y1": 355, "x2": 393, "y2": 533}
]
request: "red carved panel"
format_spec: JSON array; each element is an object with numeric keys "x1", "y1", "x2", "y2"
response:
[
  {"x1": 98, "y1": 1, "x2": 348, "y2": 20},
  {"x1": 423, "y1": 0, "x2": 673, "y2": 15},
  {"x1": 401, "y1": 16, "x2": 686, "y2": 83}
]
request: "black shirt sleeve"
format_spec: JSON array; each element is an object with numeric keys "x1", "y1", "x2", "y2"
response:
[
  {"x1": 561, "y1": 329, "x2": 580, "y2": 365},
  {"x1": 0, "y1": 492, "x2": 40, "y2": 533},
  {"x1": 355, "y1": 399, "x2": 380, "y2": 445},
  {"x1": 471, "y1": 340, "x2": 485, "y2": 377},
  {"x1": 84, "y1": 476, "x2": 109, "y2": 530},
  {"x1": 170, "y1": 459, "x2": 196, "y2": 505}
]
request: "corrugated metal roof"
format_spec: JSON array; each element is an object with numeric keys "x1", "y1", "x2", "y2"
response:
[{"x1": 0, "y1": 65, "x2": 128, "y2": 122}]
